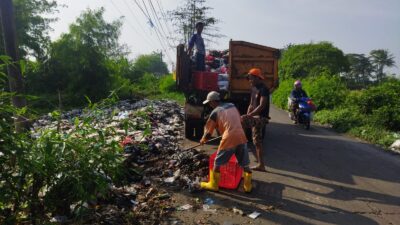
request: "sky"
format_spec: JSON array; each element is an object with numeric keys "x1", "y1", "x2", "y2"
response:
[{"x1": 50, "y1": 0, "x2": 400, "y2": 75}]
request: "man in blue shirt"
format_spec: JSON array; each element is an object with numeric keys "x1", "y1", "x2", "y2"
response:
[{"x1": 188, "y1": 21, "x2": 205, "y2": 71}]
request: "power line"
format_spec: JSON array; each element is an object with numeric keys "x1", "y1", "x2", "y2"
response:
[
  {"x1": 134, "y1": 0, "x2": 173, "y2": 63},
  {"x1": 155, "y1": 0, "x2": 176, "y2": 44},
  {"x1": 121, "y1": 0, "x2": 159, "y2": 46},
  {"x1": 109, "y1": 0, "x2": 153, "y2": 48},
  {"x1": 133, "y1": 0, "x2": 152, "y2": 25},
  {"x1": 148, "y1": 0, "x2": 168, "y2": 43},
  {"x1": 148, "y1": 0, "x2": 176, "y2": 55},
  {"x1": 129, "y1": 0, "x2": 174, "y2": 64},
  {"x1": 142, "y1": 0, "x2": 155, "y2": 27}
]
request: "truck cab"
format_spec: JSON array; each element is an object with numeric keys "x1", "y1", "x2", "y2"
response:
[{"x1": 176, "y1": 40, "x2": 279, "y2": 139}]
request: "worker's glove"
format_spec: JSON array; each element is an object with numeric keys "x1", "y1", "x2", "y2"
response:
[{"x1": 200, "y1": 138, "x2": 207, "y2": 145}]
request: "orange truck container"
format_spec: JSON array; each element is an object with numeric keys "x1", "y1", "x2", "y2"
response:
[{"x1": 176, "y1": 40, "x2": 280, "y2": 139}]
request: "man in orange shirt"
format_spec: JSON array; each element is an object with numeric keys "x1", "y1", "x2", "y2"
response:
[{"x1": 200, "y1": 91, "x2": 252, "y2": 192}]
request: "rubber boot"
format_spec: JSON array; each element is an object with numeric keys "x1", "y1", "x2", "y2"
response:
[
  {"x1": 243, "y1": 172, "x2": 252, "y2": 193},
  {"x1": 201, "y1": 170, "x2": 220, "y2": 191}
]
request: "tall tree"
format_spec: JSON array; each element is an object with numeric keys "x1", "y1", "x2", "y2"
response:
[
  {"x1": 169, "y1": 0, "x2": 221, "y2": 45},
  {"x1": 0, "y1": 0, "x2": 29, "y2": 131},
  {"x1": 345, "y1": 53, "x2": 373, "y2": 87},
  {"x1": 33, "y1": 8, "x2": 125, "y2": 105},
  {"x1": 369, "y1": 49, "x2": 396, "y2": 83},
  {"x1": 279, "y1": 42, "x2": 349, "y2": 80},
  {"x1": 0, "y1": 0, "x2": 59, "y2": 60}
]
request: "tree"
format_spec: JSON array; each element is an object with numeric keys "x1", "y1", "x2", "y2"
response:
[
  {"x1": 29, "y1": 8, "x2": 125, "y2": 105},
  {"x1": 344, "y1": 54, "x2": 373, "y2": 88},
  {"x1": 279, "y1": 42, "x2": 349, "y2": 80},
  {"x1": 0, "y1": 0, "x2": 59, "y2": 59},
  {"x1": 0, "y1": 0, "x2": 30, "y2": 132},
  {"x1": 369, "y1": 49, "x2": 396, "y2": 83},
  {"x1": 133, "y1": 53, "x2": 169, "y2": 78},
  {"x1": 169, "y1": 0, "x2": 221, "y2": 45}
]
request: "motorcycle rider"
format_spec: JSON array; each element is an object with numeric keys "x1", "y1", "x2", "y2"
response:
[{"x1": 290, "y1": 80, "x2": 308, "y2": 124}]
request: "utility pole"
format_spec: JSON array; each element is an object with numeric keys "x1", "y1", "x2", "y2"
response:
[{"x1": 0, "y1": 0, "x2": 29, "y2": 131}]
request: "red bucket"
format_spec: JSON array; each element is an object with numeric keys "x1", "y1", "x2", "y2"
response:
[{"x1": 209, "y1": 151, "x2": 243, "y2": 189}]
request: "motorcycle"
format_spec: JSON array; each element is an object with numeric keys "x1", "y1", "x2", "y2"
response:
[{"x1": 290, "y1": 97, "x2": 316, "y2": 130}]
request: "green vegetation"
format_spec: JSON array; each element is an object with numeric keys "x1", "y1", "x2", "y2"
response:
[
  {"x1": 0, "y1": 93, "x2": 148, "y2": 223},
  {"x1": 12, "y1": 7, "x2": 182, "y2": 112},
  {"x1": 279, "y1": 42, "x2": 349, "y2": 80},
  {"x1": 0, "y1": 0, "x2": 59, "y2": 59},
  {"x1": 274, "y1": 42, "x2": 399, "y2": 149}
]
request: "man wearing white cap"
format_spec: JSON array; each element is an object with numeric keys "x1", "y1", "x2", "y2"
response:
[{"x1": 200, "y1": 91, "x2": 253, "y2": 192}]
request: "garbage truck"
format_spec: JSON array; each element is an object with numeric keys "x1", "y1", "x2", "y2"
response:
[{"x1": 176, "y1": 40, "x2": 280, "y2": 139}]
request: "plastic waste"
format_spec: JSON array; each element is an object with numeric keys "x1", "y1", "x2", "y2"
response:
[{"x1": 248, "y1": 211, "x2": 261, "y2": 219}]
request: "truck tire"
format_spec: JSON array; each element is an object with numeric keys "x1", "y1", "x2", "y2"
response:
[{"x1": 185, "y1": 121, "x2": 194, "y2": 139}]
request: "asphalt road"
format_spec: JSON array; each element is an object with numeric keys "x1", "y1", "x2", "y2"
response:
[{"x1": 178, "y1": 105, "x2": 400, "y2": 225}]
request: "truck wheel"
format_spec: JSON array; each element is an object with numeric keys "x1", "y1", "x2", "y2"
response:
[{"x1": 185, "y1": 121, "x2": 194, "y2": 139}]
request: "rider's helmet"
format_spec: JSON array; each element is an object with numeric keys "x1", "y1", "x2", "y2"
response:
[{"x1": 294, "y1": 80, "x2": 302, "y2": 88}]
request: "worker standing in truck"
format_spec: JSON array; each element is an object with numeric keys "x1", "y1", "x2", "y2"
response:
[
  {"x1": 188, "y1": 21, "x2": 206, "y2": 71},
  {"x1": 200, "y1": 91, "x2": 253, "y2": 192},
  {"x1": 241, "y1": 68, "x2": 270, "y2": 172}
]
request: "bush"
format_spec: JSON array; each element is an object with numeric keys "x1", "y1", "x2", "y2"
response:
[
  {"x1": 272, "y1": 74, "x2": 347, "y2": 111},
  {"x1": 131, "y1": 73, "x2": 160, "y2": 97},
  {"x1": 272, "y1": 78, "x2": 295, "y2": 109},
  {"x1": 159, "y1": 74, "x2": 177, "y2": 93},
  {"x1": 314, "y1": 107, "x2": 364, "y2": 132},
  {"x1": 352, "y1": 79, "x2": 400, "y2": 131},
  {"x1": 303, "y1": 74, "x2": 348, "y2": 110},
  {"x1": 0, "y1": 94, "x2": 143, "y2": 223},
  {"x1": 279, "y1": 42, "x2": 349, "y2": 80}
]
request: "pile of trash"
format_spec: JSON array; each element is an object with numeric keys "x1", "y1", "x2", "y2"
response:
[
  {"x1": 205, "y1": 49, "x2": 229, "y2": 74},
  {"x1": 31, "y1": 99, "x2": 210, "y2": 224}
]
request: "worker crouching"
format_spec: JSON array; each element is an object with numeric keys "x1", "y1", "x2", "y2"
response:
[{"x1": 200, "y1": 91, "x2": 252, "y2": 192}]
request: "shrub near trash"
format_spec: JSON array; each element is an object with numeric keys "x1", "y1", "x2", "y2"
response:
[{"x1": 0, "y1": 93, "x2": 212, "y2": 224}]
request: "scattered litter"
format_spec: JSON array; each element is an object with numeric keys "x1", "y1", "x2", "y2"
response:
[
  {"x1": 248, "y1": 211, "x2": 261, "y2": 219},
  {"x1": 261, "y1": 205, "x2": 275, "y2": 211},
  {"x1": 153, "y1": 193, "x2": 171, "y2": 200},
  {"x1": 177, "y1": 204, "x2": 193, "y2": 211},
  {"x1": 145, "y1": 187, "x2": 156, "y2": 198},
  {"x1": 164, "y1": 177, "x2": 176, "y2": 184},
  {"x1": 390, "y1": 139, "x2": 400, "y2": 152},
  {"x1": 144, "y1": 179, "x2": 151, "y2": 186},
  {"x1": 130, "y1": 200, "x2": 138, "y2": 206},
  {"x1": 202, "y1": 204, "x2": 217, "y2": 213},
  {"x1": 204, "y1": 197, "x2": 215, "y2": 205},
  {"x1": 50, "y1": 216, "x2": 68, "y2": 223},
  {"x1": 232, "y1": 207, "x2": 244, "y2": 216},
  {"x1": 30, "y1": 100, "x2": 213, "y2": 224}
]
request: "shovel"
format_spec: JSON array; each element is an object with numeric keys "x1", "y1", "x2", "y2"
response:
[{"x1": 183, "y1": 136, "x2": 221, "y2": 151}]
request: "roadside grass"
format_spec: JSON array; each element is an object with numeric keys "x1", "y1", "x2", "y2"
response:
[{"x1": 314, "y1": 109, "x2": 398, "y2": 149}]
